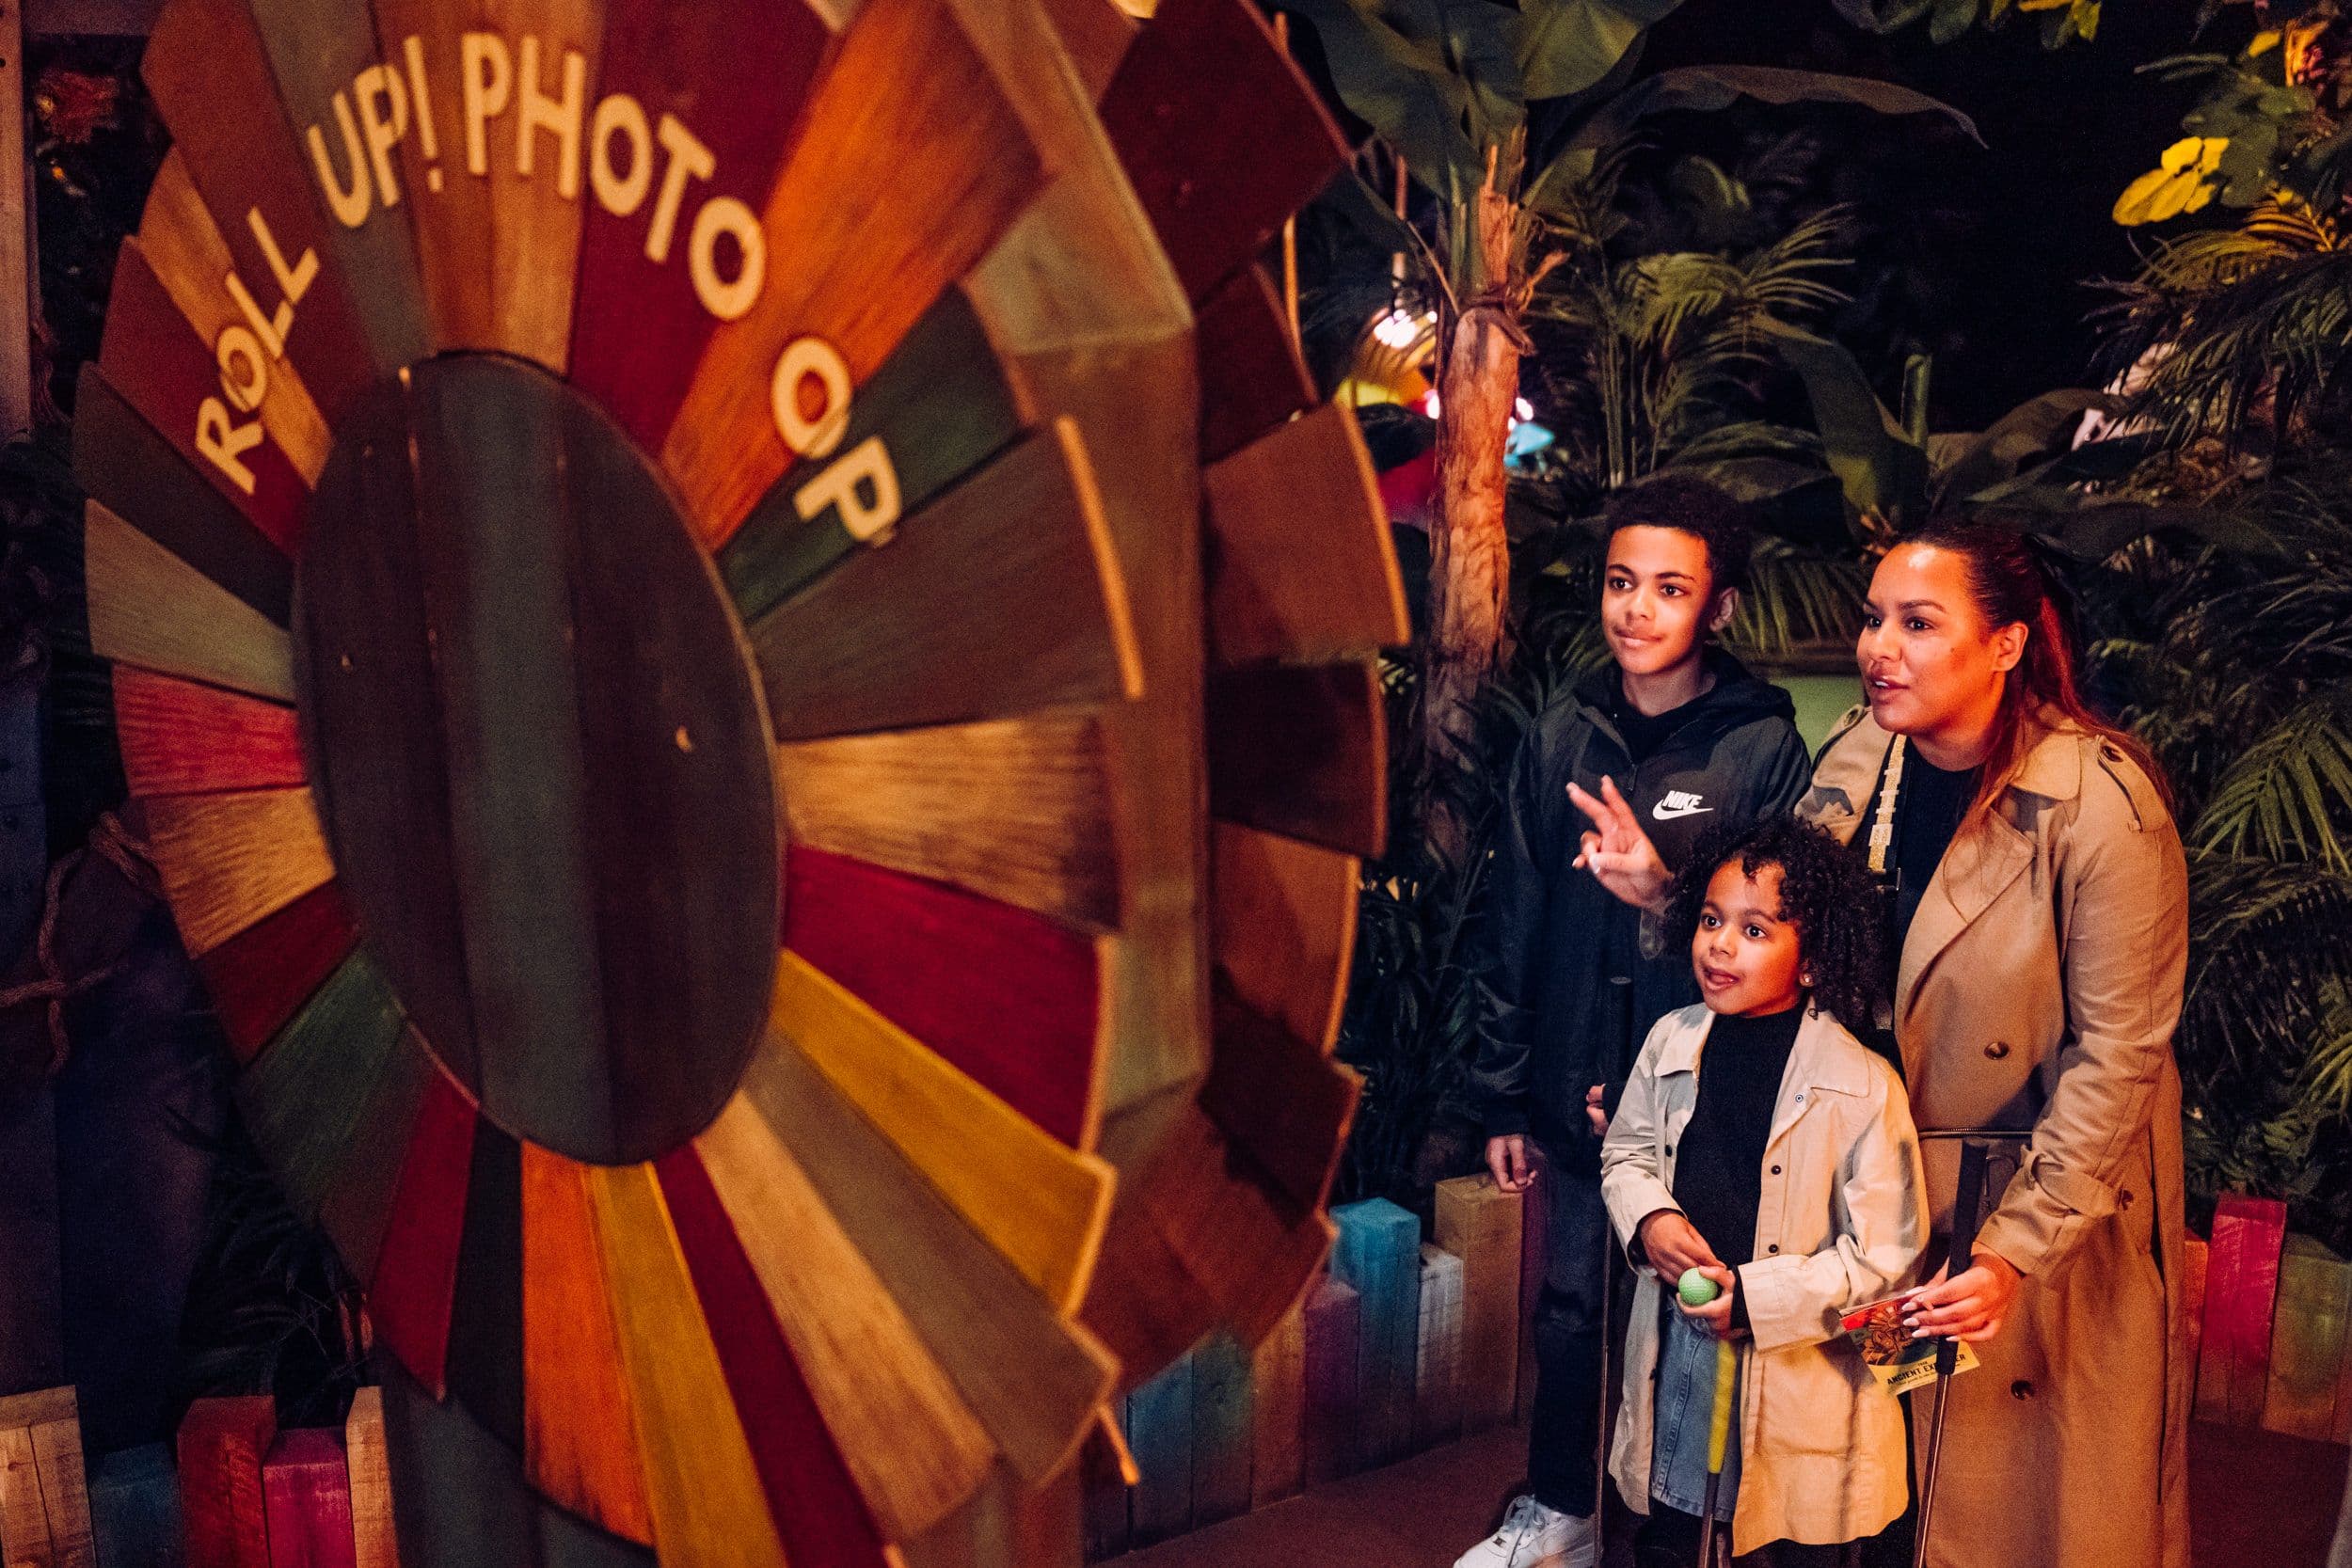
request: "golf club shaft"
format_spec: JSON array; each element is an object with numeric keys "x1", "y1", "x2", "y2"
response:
[{"x1": 1912, "y1": 1137, "x2": 1992, "y2": 1568}]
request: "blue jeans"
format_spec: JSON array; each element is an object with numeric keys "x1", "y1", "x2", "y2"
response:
[{"x1": 1650, "y1": 1299, "x2": 1741, "y2": 1521}]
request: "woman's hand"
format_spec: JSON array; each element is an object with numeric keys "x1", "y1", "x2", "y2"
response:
[
  {"x1": 1486, "y1": 1134, "x2": 1535, "y2": 1194},
  {"x1": 1902, "y1": 1249, "x2": 2023, "y2": 1343},
  {"x1": 1566, "y1": 778, "x2": 1674, "y2": 911},
  {"x1": 1638, "y1": 1210, "x2": 1721, "y2": 1283},
  {"x1": 1677, "y1": 1263, "x2": 1743, "y2": 1340}
]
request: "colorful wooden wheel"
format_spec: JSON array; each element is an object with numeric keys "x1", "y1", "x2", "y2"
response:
[{"x1": 77, "y1": 0, "x2": 1402, "y2": 1560}]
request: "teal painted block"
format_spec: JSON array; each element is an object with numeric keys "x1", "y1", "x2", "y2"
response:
[
  {"x1": 1127, "y1": 1352, "x2": 1195, "y2": 1544},
  {"x1": 1333, "y1": 1197, "x2": 1422, "y2": 1467},
  {"x1": 1190, "y1": 1332, "x2": 1254, "y2": 1527},
  {"x1": 89, "y1": 1443, "x2": 184, "y2": 1568}
]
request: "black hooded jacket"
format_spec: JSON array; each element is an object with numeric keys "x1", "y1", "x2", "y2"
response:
[{"x1": 1473, "y1": 651, "x2": 1812, "y2": 1168}]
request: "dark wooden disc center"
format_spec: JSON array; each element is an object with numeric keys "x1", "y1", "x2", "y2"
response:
[{"x1": 295, "y1": 356, "x2": 780, "y2": 1166}]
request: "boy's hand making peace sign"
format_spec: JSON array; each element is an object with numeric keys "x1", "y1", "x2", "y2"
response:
[{"x1": 1566, "y1": 778, "x2": 1675, "y2": 911}]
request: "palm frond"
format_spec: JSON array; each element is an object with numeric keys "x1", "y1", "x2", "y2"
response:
[
  {"x1": 2194, "y1": 687, "x2": 2352, "y2": 869},
  {"x1": 1724, "y1": 539, "x2": 1867, "y2": 655}
]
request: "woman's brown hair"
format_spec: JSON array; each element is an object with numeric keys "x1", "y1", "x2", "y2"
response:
[{"x1": 1897, "y1": 520, "x2": 2170, "y2": 824}]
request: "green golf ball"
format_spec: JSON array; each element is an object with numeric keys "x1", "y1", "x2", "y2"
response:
[{"x1": 1678, "y1": 1267, "x2": 1720, "y2": 1307}]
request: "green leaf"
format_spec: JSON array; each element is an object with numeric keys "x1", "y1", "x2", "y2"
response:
[
  {"x1": 1929, "y1": 0, "x2": 1980, "y2": 46},
  {"x1": 1931, "y1": 388, "x2": 2111, "y2": 505},
  {"x1": 1565, "y1": 64, "x2": 1981, "y2": 152},
  {"x1": 1760, "y1": 319, "x2": 1931, "y2": 527},
  {"x1": 1277, "y1": 0, "x2": 1482, "y2": 197},
  {"x1": 1829, "y1": 0, "x2": 1939, "y2": 31},
  {"x1": 1439, "y1": 0, "x2": 1530, "y2": 143},
  {"x1": 2197, "y1": 689, "x2": 2352, "y2": 872},
  {"x1": 1516, "y1": 0, "x2": 1685, "y2": 101}
]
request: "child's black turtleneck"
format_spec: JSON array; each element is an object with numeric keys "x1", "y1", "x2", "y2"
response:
[{"x1": 1673, "y1": 1006, "x2": 1804, "y2": 1270}]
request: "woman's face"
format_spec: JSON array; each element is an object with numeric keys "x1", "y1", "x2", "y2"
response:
[
  {"x1": 1857, "y1": 544, "x2": 2023, "y2": 746},
  {"x1": 1603, "y1": 526, "x2": 1733, "y2": 677}
]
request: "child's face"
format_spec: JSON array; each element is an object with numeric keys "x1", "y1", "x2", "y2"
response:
[
  {"x1": 1603, "y1": 526, "x2": 1730, "y2": 678},
  {"x1": 1692, "y1": 860, "x2": 1805, "y2": 1017}
]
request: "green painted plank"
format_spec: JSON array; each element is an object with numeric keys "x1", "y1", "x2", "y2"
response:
[{"x1": 235, "y1": 953, "x2": 407, "y2": 1219}]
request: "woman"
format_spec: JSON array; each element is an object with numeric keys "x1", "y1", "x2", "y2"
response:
[{"x1": 1567, "y1": 521, "x2": 2191, "y2": 1568}]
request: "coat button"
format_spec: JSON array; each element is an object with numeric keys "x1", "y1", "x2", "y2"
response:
[
  {"x1": 1985, "y1": 1040, "x2": 2011, "y2": 1059},
  {"x1": 1771, "y1": 1164, "x2": 1782, "y2": 1176},
  {"x1": 1665, "y1": 1146, "x2": 1675, "y2": 1158},
  {"x1": 1767, "y1": 1243, "x2": 1780, "y2": 1254},
  {"x1": 2010, "y1": 1379, "x2": 2034, "y2": 1400},
  {"x1": 2121, "y1": 1189, "x2": 2134, "y2": 1209}
]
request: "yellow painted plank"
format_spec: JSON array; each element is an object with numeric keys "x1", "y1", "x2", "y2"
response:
[
  {"x1": 144, "y1": 786, "x2": 332, "y2": 956},
  {"x1": 85, "y1": 501, "x2": 294, "y2": 703},
  {"x1": 771, "y1": 953, "x2": 1113, "y2": 1311},
  {"x1": 776, "y1": 713, "x2": 1120, "y2": 933},
  {"x1": 698, "y1": 1093, "x2": 996, "y2": 1541},
  {"x1": 584, "y1": 1161, "x2": 787, "y2": 1568}
]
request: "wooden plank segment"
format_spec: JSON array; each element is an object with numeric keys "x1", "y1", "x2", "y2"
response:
[
  {"x1": 1414, "y1": 1243, "x2": 1465, "y2": 1450},
  {"x1": 1206, "y1": 661, "x2": 1387, "y2": 860},
  {"x1": 654, "y1": 1148, "x2": 893, "y2": 1568},
  {"x1": 2181, "y1": 1231, "x2": 2209, "y2": 1385},
  {"x1": 1201, "y1": 989, "x2": 1359, "y2": 1223},
  {"x1": 1, "y1": 1397, "x2": 93, "y2": 1568},
  {"x1": 367, "y1": 1072, "x2": 477, "y2": 1397},
  {"x1": 85, "y1": 500, "x2": 294, "y2": 703},
  {"x1": 115, "y1": 668, "x2": 305, "y2": 800},
  {"x1": 717, "y1": 290, "x2": 1025, "y2": 629},
  {"x1": 74, "y1": 366, "x2": 293, "y2": 627},
  {"x1": 1195, "y1": 264, "x2": 1312, "y2": 464},
  {"x1": 776, "y1": 713, "x2": 1120, "y2": 935},
  {"x1": 2198, "y1": 1193, "x2": 2289, "y2": 1427},
  {"x1": 137, "y1": 150, "x2": 332, "y2": 485},
  {"x1": 749, "y1": 421, "x2": 1139, "y2": 743},
  {"x1": 2263, "y1": 1235, "x2": 2352, "y2": 1441},
  {"x1": 695, "y1": 1093, "x2": 994, "y2": 1544},
  {"x1": 234, "y1": 952, "x2": 407, "y2": 1221},
  {"x1": 177, "y1": 1396, "x2": 277, "y2": 1568},
  {"x1": 568, "y1": 0, "x2": 834, "y2": 447},
  {"x1": 660, "y1": 0, "x2": 1047, "y2": 546},
  {"x1": 1095, "y1": 0, "x2": 1346, "y2": 301},
  {"x1": 145, "y1": 786, "x2": 332, "y2": 958},
  {"x1": 1188, "y1": 1333, "x2": 1252, "y2": 1528},
  {"x1": 1330, "y1": 1198, "x2": 1421, "y2": 1469},
  {"x1": 769, "y1": 953, "x2": 1113, "y2": 1313},
  {"x1": 1211, "y1": 821, "x2": 1356, "y2": 1056},
  {"x1": 141, "y1": 0, "x2": 388, "y2": 419},
  {"x1": 519, "y1": 1144, "x2": 655, "y2": 1547},
  {"x1": 1123, "y1": 1354, "x2": 1191, "y2": 1546},
  {"x1": 783, "y1": 847, "x2": 1101, "y2": 1150},
  {"x1": 1248, "y1": 1302, "x2": 1305, "y2": 1510},
  {"x1": 446, "y1": 1121, "x2": 527, "y2": 1454},
  {"x1": 1079, "y1": 1432, "x2": 1129, "y2": 1564},
  {"x1": 1435, "y1": 1175, "x2": 1523, "y2": 1433},
  {"x1": 0, "y1": 1391, "x2": 72, "y2": 1431},
  {"x1": 262, "y1": 1428, "x2": 358, "y2": 1568},
  {"x1": 314, "y1": 1032, "x2": 436, "y2": 1286},
  {"x1": 584, "y1": 1162, "x2": 789, "y2": 1568},
  {"x1": 25, "y1": 1418, "x2": 91, "y2": 1568},
  {"x1": 99, "y1": 241, "x2": 311, "y2": 555},
  {"x1": 729, "y1": 1033, "x2": 1117, "y2": 1483},
  {"x1": 198, "y1": 879, "x2": 359, "y2": 1065},
  {"x1": 343, "y1": 1388, "x2": 398, "y2": 1568},
  {"x1": 0, "y1": 1423, "x2": 50, "y2": 1568},
  {"x1": 1300, "y1": 1276, "x2": 1359, "y2": 1487},
  {"x1": 373, "y1": 1353, "x2": 535, "y2": 1568},
  {"x1": 369, "y1": 0, "x2": 602, "y2": 370},
  {"x1": 1205, "y1": 404, "x2": 1405, "y2": 668}
]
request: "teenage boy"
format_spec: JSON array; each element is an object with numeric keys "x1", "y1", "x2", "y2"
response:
[{"x1": 1456, "y1": 475, "x2": 1813, "y2": 1568}]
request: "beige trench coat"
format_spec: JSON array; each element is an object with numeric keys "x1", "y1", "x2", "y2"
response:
[
  {"x1": 1801, "y1": 705, "x2": 2192, "y2": 1568},
  {"x1": 1600, "y1": 1003, "x2": 1931, "y2": 1556}
]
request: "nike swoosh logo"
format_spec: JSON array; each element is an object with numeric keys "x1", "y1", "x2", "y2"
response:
[{"x1": 1652, "y1": 802, "x2": 1714, "y2": 821}]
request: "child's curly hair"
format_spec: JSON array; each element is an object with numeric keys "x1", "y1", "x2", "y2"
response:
[{"x1": 1663, "y1": 816, "x2": 1889, "y2": 1032}]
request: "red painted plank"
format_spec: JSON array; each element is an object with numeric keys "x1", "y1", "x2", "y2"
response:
[
  {"x1": 115, "y1": 667, "x2": 306, "y2": 800},
  {"x1": 1300, "y1": 1275, "x2": 1360, "y2": 1487},
  {"x1": 567, "y1": 0, "x2": 834, "y2": 448},
  {"x1": 178, "y1": 1395, "x2": 277, "y2": 1568},
  {"x1": 366, "y1": 1072, "x2": 477, "y2": 1398},
  {"x1": 2197, "y1": 1193, "x2": 2289, "y2": 1428},
  {"x1": 1096, "y1": 0, "x2": 1347, "y2": 302},
  {"x1": 262, "y1": 1428, "x2": 358, "y2": 1568},
  {"x1": 1195, "y1": 265, "x2": 1313, "y2": 465},
  {"x1": 653, "y1": 1146, "x2": 890, "y2": 1568},
  {"x1": 197, "y1": 880, "x2": 358, "y2": 1064},
  {"x1": 783, "y1": 847, "x2": 1097, "y2": 1148},
  {"x1": 99, "y1": 240, "x2": 310, "y2": 556}
]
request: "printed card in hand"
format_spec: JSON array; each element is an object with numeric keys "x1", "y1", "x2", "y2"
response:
[{"x1": 1840, "y1": 1298, "x2": 1980, "y2": 1396}]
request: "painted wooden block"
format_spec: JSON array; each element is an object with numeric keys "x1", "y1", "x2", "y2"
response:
[
  {"x1": 342, "y1": 1390, "x2": 396, "y2": 1568},
  {"x1": 1518, "y1": 1144, "x2": 1553, "y2": 1425},
  {"x1": 1330, "y1": 1198, "x2": 1420, "y2": 1469},
  {"x1": 1194, "y1": 265, "x2": 1312, "y2": 466},
  {"x1": 1248, "y1": 1301, "x2": 1305, "y2": 1511},
  {"x1": 366, "y1": 1074, "x2": 477, "y2": 1396},
  {"x1": 1210, "y1": 822, "x2": 1356, "y2": 1058},
  {"x1": 1415, "y1": 1243, "x2": 1466, "y2": 1451},
  {"x1": 114, "y1": 671, "x2": 305, "y2": 801},
  {"x1": 2263, "y1": 1234, "x2": 2352, "y2": 1442},
  {"x1": 142, "y1": 786, "x2": 331, "y2": 959},
  {"x1": 0, "y1": 1388, "x2": 93, "y2": 1568},
  {"x1": 234, "y1": 955, "x2": 407, "y2": 1223},
  {"x1": 445, "y1": 1124, "x2": 527, "y2": 1454},
  {"x1": 87, "y1": 1440, "x2": 184, "y2": 1568},
  {"x1": 1124, "y1": 1353, "x2": 1191, "y2": 1546},
  {"x1": 84, "y1": 502, "x2": 294, "y2": 705},
  {"x1": 1189, "y1": 1333, "x2": 1252, "y2": 1528},
  {"x1": 1436, "y1": 1174, "x2": 1524, "y2": 1433},
  {"x1": 1206, "y1": 661, "x2": 1386, "y2": 860},
  {"x1": 2180, "y1": 1233, "x2": 2210, "y2": 1394},
  {"x1": 261, "y1": 1429, "x2": 356, "y2": 1568},
  {"x1": 1301, "y1": 1276, "x2": 1361, "y2": 1487},
  {"x1": 176, "y1": 1396, "x2": 276, "y2": 1568},
  {"x1": 313, "y1": 1037, "x2": 434, "y2": 1287},
  {"x1": 2196, "y1": 1193, "x2": 2289, "y2": 1428},
  {"x1": 1201, "y1": 992, "x2": 1359, "y2": 1225}
]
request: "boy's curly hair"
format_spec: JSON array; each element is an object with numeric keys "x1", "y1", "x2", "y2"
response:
[{"x1": 1663, "y1": 816, "x2": 1888, "y2": 1033}]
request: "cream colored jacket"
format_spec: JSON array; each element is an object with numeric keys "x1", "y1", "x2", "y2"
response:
[{"x1": 1601, "y1": 1003, "x2": 1930, "y2": 1556}]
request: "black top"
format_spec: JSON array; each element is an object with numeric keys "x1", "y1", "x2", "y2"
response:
[
  {"x1": 1892, "y1": 750, "x2": 1980, "y2": 957},
  {"x1": 1609, "y1": 675, "x2": 1710, "y2": 764},
  {"x1": 1673, "y1": 1006, "x2": 1804, "y2": 1271}
]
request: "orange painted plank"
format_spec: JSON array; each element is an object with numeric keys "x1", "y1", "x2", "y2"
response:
[{"x1": 145, "y1": 786, "x2": 333, "y2": 957}]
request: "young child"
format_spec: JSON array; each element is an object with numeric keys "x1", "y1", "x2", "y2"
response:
[
  {"x1": 1600, "y1": 817, "x2": 1927, "y2": 1567},
  {"x1": 1462, "y1": 477, "x2": 1811, "y2": 1568}
]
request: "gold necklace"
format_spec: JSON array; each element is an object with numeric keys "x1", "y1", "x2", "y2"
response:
[{"x1": 1867, "y1": 736, "x2": 1908, "y2": 876}]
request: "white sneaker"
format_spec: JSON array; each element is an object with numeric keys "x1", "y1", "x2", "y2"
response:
[{"x1": 1451, "y1": 1495, "x2": 1596, "y2": 1568}]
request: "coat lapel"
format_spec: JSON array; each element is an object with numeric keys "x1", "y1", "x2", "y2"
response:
[{"x1": 1765, "y1": 1007, "x2": 1871, "y2": 1148}]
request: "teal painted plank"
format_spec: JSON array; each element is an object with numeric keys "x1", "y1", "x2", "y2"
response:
[
  {"x1": 1189, "y1": 1333, "x2": 1253, "y2": 1528},
  {"x1": 235, "y1": 954, "x2": 406, "y2": 1220},
  {"x1": 1126, "y1": 1352, "x2": 1194, "y2": 1545},
  {"x1": 1332, "y1": 1198, "x2": 1421, "y2": 1467}
]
